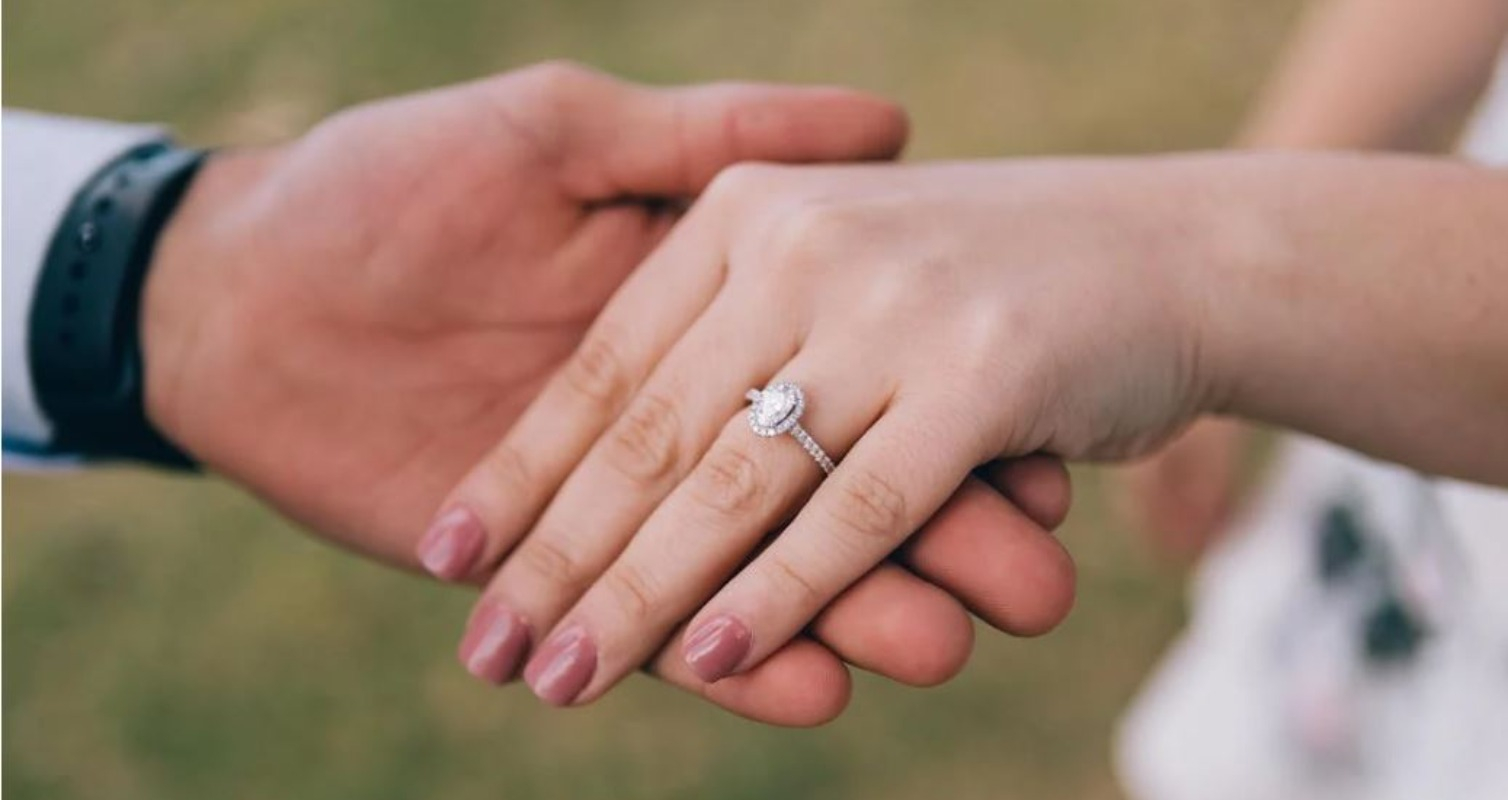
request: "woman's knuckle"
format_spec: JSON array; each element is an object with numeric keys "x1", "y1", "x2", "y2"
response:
[
  {"x1": 562, "y1": 335, "x2": 631, "y2": 406},
  {"x1": 689, "y1": 444, "x2": 766, "y2": 517},
  {"x1": 604, "y1": 395, "x2": 682, "y2": 485},
  {"x1": 602, "y1": 564, "x2": 661, "y2": 624},
  {"x1": 704, "y1": 162, "x2": 781, "y2": 207},
  {"x1": 765, "y1": 553, "x2": 824, "y2": 607},
  {"x1": 763, "y1": 200, "x2": 870, "y2": 276},
  {"x1": 827, "y1": 468, "x2": 908, "y2": 544},
  {"x1": 480, "y1": 442, "x2": 535, "y2": 493},
  {"x1": 515, "y1": 536, "x2": 583, "y2": 590}
]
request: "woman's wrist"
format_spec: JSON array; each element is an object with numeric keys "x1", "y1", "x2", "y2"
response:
[
  {"x1": 1173, "y1": 151, "x2": 1508, "y2": 482},
  {"x1": 1098, "y1": 153, "x2": 1264, "y2": 426},
  {"x1": 1164, "y1": 152, "x2": 1299, "y2": 422}
]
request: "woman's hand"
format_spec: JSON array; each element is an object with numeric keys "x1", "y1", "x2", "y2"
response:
[
  {"x1": 438, "y1": 151, "x2": 1508, "y2": 707},
  {"x1": 434, "y1": 158, "x2": 1205, "y2": 705}
]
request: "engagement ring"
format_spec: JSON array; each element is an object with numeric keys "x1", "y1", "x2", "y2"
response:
[{"x1": 745, "y1": 381, "x2": 836, "y2": 475}]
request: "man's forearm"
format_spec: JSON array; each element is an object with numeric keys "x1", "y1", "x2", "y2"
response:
[
  {"x1": 1193, "y1": 152, "x2": 1508, "y2": 483},
  {"x1": 2, "y1": 110, "x2": 167, "y2": 458}
]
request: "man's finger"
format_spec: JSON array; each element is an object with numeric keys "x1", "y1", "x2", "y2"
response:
[
  {"x1": 646, "y1": 631, "x2": 852, "y2": 728},
  {"x1": 541, "y1": 65, "x2": 910, "y2": 198},
  {"x1": 809, "y1": 563, "x2": 975, "y2": 687},
  {"x1": 979, "y1": 454, "x2": 1073, "y2": 531},
  {"x1": 901, "y1": 476, "x2": 1077, "y2": 637}
]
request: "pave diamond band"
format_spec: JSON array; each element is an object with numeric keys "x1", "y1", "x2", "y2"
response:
[
  {"x1": 787, "y1": 424, "x2": 837, "y2": 475},
  {"x1": 745, "y1": 382, "x2": 836, "y2": 475}
]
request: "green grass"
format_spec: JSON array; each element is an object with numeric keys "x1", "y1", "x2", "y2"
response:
[{"x1": 5, "y1": 2, "x2": 1302, "y2": 797}]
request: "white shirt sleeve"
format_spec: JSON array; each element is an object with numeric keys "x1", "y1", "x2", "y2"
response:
[
  {"x1": 1460, "y1": 47, "x2": 1508, "y2": 167},
  {"x1": 3, "y1": 110, "x2": 166, "y2": 461}
]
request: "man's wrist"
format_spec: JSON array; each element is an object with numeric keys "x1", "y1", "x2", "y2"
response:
[
  {"x1": 29, "y1": 142, "x2": 213, "y2": 466},
  {"x1": 140, "y1": 147, "x2": 279, "y2": 459}
]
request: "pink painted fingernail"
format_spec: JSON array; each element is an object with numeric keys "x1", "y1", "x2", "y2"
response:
[
  {"x1": 683, "y1": 614, "x2": 751, "y2": 683},
  {"x1": 457, "y1": 601, "x2": 530, "y2": 684},
  {"x1": 418, "y1": 506, "x2": 485, "y2": 581},
  {"x1": 524, "y1": 625, "x2": 597, "y2": 706}
]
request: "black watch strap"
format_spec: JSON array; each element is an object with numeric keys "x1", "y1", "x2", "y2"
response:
[{"x1": 29, "y1": 142, "x2": 207, "y2": 469}]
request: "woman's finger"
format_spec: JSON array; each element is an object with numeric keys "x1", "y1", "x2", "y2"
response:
[
  {"x1": 647, "y1": 560, "x2": 981, "y2": 723},
  {"x1": 648, "y1": 470, "x2": 1069, "y2": 718},
  {"x1": 417, "y1": 199, "x2": 732, "y2": 584},
  {"x1": 516, "y1": 353, "x2": 889, "y2": 706},
  {"x1": 457, "y1": 294, "x2": 796, "y2": 683},
  {"x1": 660, "y1": 465, "x2": 1068, "y2": 694},
  {"x1": 678, "y1": 397, "x2": 982, "y2": 684},
  {"x1": 645, "y1": 632, "x2": 852, "y2": 728}
]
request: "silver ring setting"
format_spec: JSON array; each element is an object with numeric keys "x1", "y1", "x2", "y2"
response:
[{"x1": 746, "y1": 381, "x2": 836, "y2": 475}]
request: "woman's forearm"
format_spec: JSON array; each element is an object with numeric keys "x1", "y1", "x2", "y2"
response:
[
  {"x1": 1194, "y1": 152, "x2": 1508, "y2": 482},
  {"x1": 1242, "y1": 0, "x2": 1508, "y2": 150}
]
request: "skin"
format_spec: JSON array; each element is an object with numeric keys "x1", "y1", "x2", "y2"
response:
[
  {"x1": 1116, "y1": 417, "x2": 1247, "y2": 562},
  {"x1": 1121, "y1": 0, "x2": 1508, "y2": 558},
  {"x1": 140, "y1": 62, "x2": 1077, "y2": 726},
  {"x1": 439, "y1": 152, "x2": 1508, "y2": 707}
]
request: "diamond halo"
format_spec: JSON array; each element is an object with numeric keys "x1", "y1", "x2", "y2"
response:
[{"x1": 744, "y1": 381, "x2": 835, "y2": 475}]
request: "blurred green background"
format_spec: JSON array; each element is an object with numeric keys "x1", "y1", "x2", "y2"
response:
[{"x1": 5, "y1": 1, "x2": 1301, "y2": 798}]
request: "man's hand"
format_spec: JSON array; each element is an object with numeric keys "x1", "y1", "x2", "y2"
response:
[
  {"x1": 137, "y1": 63, "x2": 1075, "y2": 724},
  {"x1": 143, "y1": 62, "x2": 910, "y2": 559}
]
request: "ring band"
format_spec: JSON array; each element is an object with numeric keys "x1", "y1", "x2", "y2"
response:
[{"x1": 745, "y1": 382, "x2": 836, "y2": 475}]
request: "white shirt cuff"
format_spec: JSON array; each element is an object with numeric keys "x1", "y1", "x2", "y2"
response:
[{"x1": 3, "y1": 109, "x2": 167, "y2": 455}]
